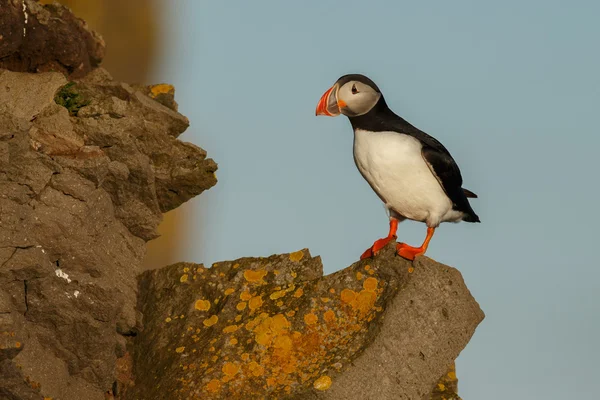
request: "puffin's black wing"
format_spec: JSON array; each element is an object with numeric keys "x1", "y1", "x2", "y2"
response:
[{"x1": 415, "y1": 131, "x2": 480, "y2": 222}]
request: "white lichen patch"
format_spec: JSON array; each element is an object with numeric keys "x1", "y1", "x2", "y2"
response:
[
  {"x1": 74, "y1": 290, "x2": 80, "y2": 298},
  {"x1": 55, "y1": 269, "x2": 72, "y2": 283}
]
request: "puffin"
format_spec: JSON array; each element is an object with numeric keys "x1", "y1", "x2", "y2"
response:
[{"x1": 315, "y1": 74, "x2": 480, "y2": 261}]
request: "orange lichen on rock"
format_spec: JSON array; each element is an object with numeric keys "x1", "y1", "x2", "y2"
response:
[
  {"x1": 237, "y1": 302, "x2": 247, "y2": 311},
  {"x1": 243, "y1": 269, "x2": 268, "y2": 284},
  {"x1": 363, "y1": 277, "x2": 378, "y2": 292},
  {"x1": 223, "y1": 325, "x2": 240, "y2": 333},
  {"x1": 240, "y1": 290, "x2": 253, "y2": 301},
  {"x1": 222, "y1": 362, "x2": 240, "y2": 376},
  {"x1": 224, "y1": 288, "x2": 235, "y2": 296},
  {"x1": 149, "y1": 83, "x2": 175, "y2": 98},
  {"x1": 203, "y1": 315, "x2": 219, "y2": 327},
  {"x1": 313, "y1": 375, "x2": 332, "y2": 391},
  {"x1": 289, "y1": 250, "x2": 304, "y2": 262},
  {"x1": 205, "y1": 379, "x2": 221, "y2": 393},
  {"x1": 323, "y1": 310, "x2": 336, "y2": 323},
  {"x1": 303, "y1": 313, "x2": 318, "y2": 325},
  {"x1": 248, "y1": 295, "x2": 264, "y2": 311},
  {"x1": 180, "y1": 274, "x2": 188, "y2": 283},
  {"x1": 175, "y1": 346, "x2": 185, "y2": 353},
  {"x1": 195, "y1": 299, "x2": 211, "y2": 311},
  {"x1": 294, "y1": 288, "x2": 304, "y2": 298},
  {"x1": 340, "y1": 289, "x2": 357, "y2": 303}
]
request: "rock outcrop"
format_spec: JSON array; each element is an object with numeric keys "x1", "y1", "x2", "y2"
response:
[
  {"x1": 0, "y1": 67, "x2": 217, "y2": 399},
  {"x1": 127, "y1": 245, "x2": 482, "y2": 400}
]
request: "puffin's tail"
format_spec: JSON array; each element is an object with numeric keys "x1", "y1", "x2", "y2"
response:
[
  {"x1": 461, "y1": 187, "x2": 480, "y2": 223},
  {"x1": 462, "y1": 188, "x2": 478, "y2": 198}
]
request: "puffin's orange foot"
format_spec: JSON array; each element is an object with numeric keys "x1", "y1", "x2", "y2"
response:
[
  {"x1": 360, "y1": 235, "x2": 397, "y2": 260},
  {"x1": 396, "y1": 243, "x2": 425, "y2": 261}
]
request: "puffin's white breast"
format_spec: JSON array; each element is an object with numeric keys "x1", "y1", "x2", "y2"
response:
[{"x1": 353, "y1": 129, "x2": 455, "y2": 226}]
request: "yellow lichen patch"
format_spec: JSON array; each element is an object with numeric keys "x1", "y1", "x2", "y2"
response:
[
  {"x1": 291, "y1": 271, "x2": 298, "y2": 278},
  {"x1": 437, "y1": 383, "x2": 446, "y2": 391},
  {"x1": 252, "y1": 313, "x2": 291, "y2": 347},
  {"x1": 340, "y1": 288, "x2": 357, "y2": 303},
  {"x1": 304, "y1": 313, "x2": 318, "y2": 325},
  {"x1": 273, "y1": 334, "x2": 293, "y2": 351},
  {"x1": 248, "y1": 361, "x2": 265, "y2": 377},
  {"x1": 183, "y1": 267, "x2": 190, "y2": 273},
  {"x1": 241, "y1": 353, "x2": 250, "y2": 361},
  {"x1": 364, "y1": 265, "x2": 371, "y2": 270},
  {"x1": 286, "y1": 310, "x2": 296, "y2": 317},
  {"x1": 447, "y1": 370, "x2": 457, "y2": 380},
  {"x1": 270, "y1": 289, "x2": 287, "y2": 300},
  {"x1": 293, "y1": 288, "x2": 304, "y2": 298},
  {"x1": 235, "y1": 315, "x2": 242, "y2": 322},
  {"x1": 149, "y1": 83, "x2": 175, "y2": 98},
  {"x1": 222, "y1": 362, "x2": 240, "y2": 379},
  {"x1": 175, "y1": 346, "x2": 185, "y2": 353},
  {"x1": 165, "y1": 317, "x2": 172, "y2": 323},
  {"x1": 233, "y1": 263, "x2": 240, "y2": 269},
  {"x1": 205, "y1": 378, "x2": 221, "y2": 393},
  {"x1": 180, "y1": 274, "x2": 189, "y2": 283},
  {"x1": 237, "y1": 302, "x2": 247, "y2": 311},
  {"x1": 323, "y1": 310, "x2": 336, "y2": 323},
  {"x1": 355, "y1": 290, "x2": 377, "y2": 314},
  {"x1": 289, "y1": 250, "x2": 304, "y2": 262},
  {"x1": 229, "y1": 338, "x2": 238, "y2": 345},
  {"x1": 240, "y1": 290, "x2": 252, "y2": 301},
  {"x1": 356, "y1": 271, "x2": 364, "y2": 280},
  {"x1": 363, "y1": 277, "x2": 378, "y2": 292},
  {"x1": 248, "y1": 295, "x2": 264, "y2": 311},
  {"x1": 224, "y1": 288, "x2": 235, "y2": 296},
  {"x1": 203, "y1": 315, "x2": 219, "y2": 327},
  {"x1": 276, "y1": 300, "x2": 284, "y2": 307},
  {"x1": 408, "y1": 267, "x2": 415, "y2": 273},
  {"x1": 195, "y1": 299, "x2": 211, "y2": 311},
  {"x1": 243, "y1": 269, "x2": 268, "y2": 284},
  {"x1": 223, "y1": 325, "x2": 239, "y2": 333},
  {"x1": 313, "y1": 375, "x2": 332, "y2": 391}
]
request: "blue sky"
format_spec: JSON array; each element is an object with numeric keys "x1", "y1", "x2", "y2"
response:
[{"x1": 154, "y1": 1, "x2": 600, "y2": 398}]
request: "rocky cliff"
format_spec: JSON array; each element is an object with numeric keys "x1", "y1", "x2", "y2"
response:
[{"x1": 0, "y1": 2, "x2": 483, "y2": 399}]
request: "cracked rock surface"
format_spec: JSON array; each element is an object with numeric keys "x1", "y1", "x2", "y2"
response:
[{"x1": 0, "y1": 68, "x2": 217, "y2": 400}]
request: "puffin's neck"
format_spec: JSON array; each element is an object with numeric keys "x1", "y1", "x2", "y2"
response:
[{"x1": 348, "y1": 97, "x2": 415, "y2": 133}]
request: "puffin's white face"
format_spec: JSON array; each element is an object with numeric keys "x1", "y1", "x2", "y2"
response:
[
  {"x1": 336, "y1": 81, "x2": 381, "y2": 117},
  {"x1": 316, "y1": 78, "x2": 381, "y2": 118}
]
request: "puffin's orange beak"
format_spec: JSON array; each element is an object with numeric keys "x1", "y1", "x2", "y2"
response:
[{"x1": 315, "y1": 85, "x2": 343, "y2": 116}]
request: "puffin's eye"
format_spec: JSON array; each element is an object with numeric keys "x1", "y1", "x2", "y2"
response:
[{"x1": 351, "y1": 84, "x2": 358, "y2": 94}]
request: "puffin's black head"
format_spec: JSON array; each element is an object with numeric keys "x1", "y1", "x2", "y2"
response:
[{"x1": 315, "y1": 74, "x2": 383, "y2": 118}]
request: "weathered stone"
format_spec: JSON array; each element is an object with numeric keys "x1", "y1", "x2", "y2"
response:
[
  {"x1": 128, "y1": 244, "x2": 483, "y2": 399},
  {"x1": 0, "y1": 68, "x2": 217, "y2": 399},
  {"x1": 0, "y1": 0, "x2": 105, "y2": 78}
]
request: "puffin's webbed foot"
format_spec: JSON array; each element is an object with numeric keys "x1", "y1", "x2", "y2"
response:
[
  {"x1": 360, "y1": 235, "x2": 397, "y2": 260},
  {"x1": 395, "y1": 227, "x2": 436, "y2": 261}
]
